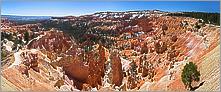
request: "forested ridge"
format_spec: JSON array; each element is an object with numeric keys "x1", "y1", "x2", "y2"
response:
[{"x1": 167, "y1": 12, "x2": 220, "y2": 25}]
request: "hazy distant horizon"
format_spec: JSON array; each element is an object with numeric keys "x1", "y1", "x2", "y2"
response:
[
  {"x1": 2, "y1": 9, "x2": 220, "y2": 17},
  {"x1": 2, "y1": 1, "x2": 220, "y2": 16}
]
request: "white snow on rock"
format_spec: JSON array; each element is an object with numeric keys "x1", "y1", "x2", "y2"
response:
[
  {"x1": 30, "y1": 49, "x2": 39, "y2": 53},
  {"x1": 8, "y1": 49, "x2": 40, "y2": 68},
  {"x1": 138, "y1": 14, "x2": 144, "y2": 18},
  {"x1": 3, "y1": 40, "x2": 14, "y2": 52},
  {"x1": 120, "y1": 57, "x2": 131, "y2": 71},
  {"x1": 114, "y1": 14, "x2": 119, "y2": 18},
  {"x1": 91, "y1": 87, "x2": 98, "y2": 91},
  {"x1": 9, "y1": 51, "x2": 22, "y2": 68},
  {"x1": 130, "y1": 14, "x2": 138, "y2": 19},
  {"x1": 27, "y1": 33, "x2": 46, "y2": 46},
  {"x1": 58, "y1": 85, "x2": 80, "y2": 91}
]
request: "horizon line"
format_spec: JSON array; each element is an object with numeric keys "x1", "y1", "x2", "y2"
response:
[{"x1": 2, "y1": 10, "x2": 220, "y2": 17}]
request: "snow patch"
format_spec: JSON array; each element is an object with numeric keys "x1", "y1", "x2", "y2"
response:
[
  {"x1": 27, "y1": 33, "x2": 46, "y2": 46},
  {"x1": 8, "y1": 49, "x2": 40, "y2": 68},
  {"x1": 9, "y1": 51, "x2": 22, "y2": 68},
  {"x1": 120, "y1": 57, "x2": 131, "y2": 71},
  {"x1": 91, "y1": 87, "x2": 97, "y2": 91},
  {"x1": 58, "y1": 85, "x2": 80, "y2": 91},
  {"x1": 130, "y1": 14, "x2": 138, "y2": 19},
  {"x1": 3, "y1": 40, "x2": 14, "y2": 52}
]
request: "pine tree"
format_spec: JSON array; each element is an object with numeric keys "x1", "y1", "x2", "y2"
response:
[
  {"x1": 24, "y1": 31, "x2": 29, "y2": 44},
  {"x1": 181, "y1": 62, "x2": 200, "y2": 91}
]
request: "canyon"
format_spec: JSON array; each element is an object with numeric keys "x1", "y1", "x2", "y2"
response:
[{"x1": 1, "y1": 10, "x2": 220, "y2": 91}]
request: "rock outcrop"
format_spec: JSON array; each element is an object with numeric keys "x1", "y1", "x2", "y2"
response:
[{"x1": 110, "y1": 50, "x2": 124, "y2": 87}]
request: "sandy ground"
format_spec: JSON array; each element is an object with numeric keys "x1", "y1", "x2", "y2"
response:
[
  {"x1": 196, "y1": 45, "x2": 220, "y2": 91},
  {"x1": 1, "y1": 76, "x2": 20, "y2": 91}
]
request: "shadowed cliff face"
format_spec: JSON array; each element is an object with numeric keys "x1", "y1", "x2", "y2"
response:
[{"x1": 1, "y1": 10, "x2": 220, "y2": 91}]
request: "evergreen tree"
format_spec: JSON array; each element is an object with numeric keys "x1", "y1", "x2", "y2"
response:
[
  {"x1": 24, "y1": 31, "x2": 29, "y2": 44},
  {"x1": 181, "y1": 62, "x2": 200, "y2": 91},
  {"x1": 168, "y1": 12, "x2": 220, "y2": 25}
]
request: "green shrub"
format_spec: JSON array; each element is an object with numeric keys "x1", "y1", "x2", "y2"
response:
[
  {"x1": 1, "y1": 49, "x2": 7, "y2": 60},
  {"x1": 181, "y1": 62, "x2": 200, "y2": 90},
  {"x1": 195, "y1": 23, "x2": 201, "y2": 29}
]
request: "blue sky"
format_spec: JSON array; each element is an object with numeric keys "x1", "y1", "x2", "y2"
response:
[{"x1": 2, "y1": 1, "x2": 220, "y2": 16}]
